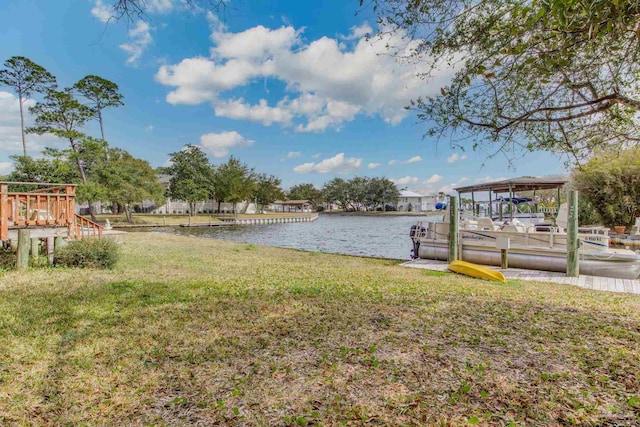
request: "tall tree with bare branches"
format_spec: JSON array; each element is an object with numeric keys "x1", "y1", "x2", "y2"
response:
[{"x1": 366, "y1": 0, "x2": 640, "y2": 164}]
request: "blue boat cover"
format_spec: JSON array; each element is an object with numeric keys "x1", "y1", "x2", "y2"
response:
[{"x1": 495, "y1": 196, "x2": 532, "y2": 205}]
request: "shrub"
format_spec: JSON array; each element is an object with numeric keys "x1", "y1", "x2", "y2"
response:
[
  {"x1": 55, "y1": 238, "x2": 120, "y2": 269},
  {"x1": 0, "y1": 248, "x2": 16, "y2": 270}
]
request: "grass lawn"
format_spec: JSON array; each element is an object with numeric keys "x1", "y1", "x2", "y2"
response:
[{"x1": 1, "y1": 232, "x2": 639, "y2": 426}]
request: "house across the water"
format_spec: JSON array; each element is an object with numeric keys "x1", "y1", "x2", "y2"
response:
[
  {"x1": 396, "y1": 190, "x2": 440, "y2": 212},
  {"x1": 270, "y1": 200, "x2": 313, "y2": 213}
]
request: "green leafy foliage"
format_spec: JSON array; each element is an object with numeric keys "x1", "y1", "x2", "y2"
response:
[
  {"x1": 572, "y1": 147, "x2": 640, "y2": 227},
  {"x1": 288, "y1": 183, "x2": 323, "y2": 209},
  {"x1": 54, "y1": 238, "x2": 120, "y2": 269},
  {"x1": 214, "y1": 156, "x2": 256, "y2": 215},
  {"x1": 91, "y1": 147, "x2": 165, "y2": 222},
  {"x1": 27, "y1": 88, "x2": 94, "y2": 183},
  {"x1": 168, "y1": 145, "x2": 215, "y2": 216},
  {"x1": 0, "y1": 248, "x2": 16, "y2": 270},
  {"x1": 253, "y1": 173, "x2": 285, "y2": 210},
  {"x1": 370, "y1": 0, "x2": 640, "y2": 161},
  {"x1": 7, "y1": 151, "x2": 78, "y2": 184},
  {"x1": 73, "y1": 75, "x2": 124, "y2": 140},
  {"x1": 322, "y1": 176, "x2": 399, "y2": 211}
]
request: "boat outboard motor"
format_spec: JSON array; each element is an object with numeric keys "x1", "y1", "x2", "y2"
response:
[{"x1": 409, "y1": 224, "x2": 425, "y2": 259}]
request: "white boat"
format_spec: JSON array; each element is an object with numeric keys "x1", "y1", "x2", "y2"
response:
[{"x1": 410, "y1": 207, "x2": 640, "y2": 280}]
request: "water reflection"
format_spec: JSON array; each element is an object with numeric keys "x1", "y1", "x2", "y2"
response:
[{"x1": 150, "y1": 213, "x2": 441, "y2": 260}]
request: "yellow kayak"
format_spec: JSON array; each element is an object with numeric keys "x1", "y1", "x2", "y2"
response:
[{"x1": 448, "y1": 260, "x2": 507, "y2": 283}]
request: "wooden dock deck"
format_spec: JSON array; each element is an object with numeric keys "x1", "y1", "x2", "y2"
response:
[
  {"x1": 401, "y1": 259, "x2": 640, "y2": 295},
  {"x1": 1, "y1": 182, "x2": 102, "y2": 241}
]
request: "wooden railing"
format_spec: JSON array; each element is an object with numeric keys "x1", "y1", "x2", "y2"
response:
[
  {"x1": 71, "y1": 214, "x2": 103, "y2": 239},
  {"x1": 0, "y1": 182, "x2": 102, "y2": 241}
]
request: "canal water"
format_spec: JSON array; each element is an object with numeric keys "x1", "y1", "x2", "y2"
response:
[{"x1": 153, "y1": 213, "x2": 442, "y2": 260}]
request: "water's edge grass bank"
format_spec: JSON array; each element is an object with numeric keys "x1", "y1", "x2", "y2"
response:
[{"x1": 1, "y1": 232, "x2": 639, "y2": 425}]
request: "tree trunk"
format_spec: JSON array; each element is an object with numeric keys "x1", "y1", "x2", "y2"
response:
[
  {"x1": 69, "y1": 137, "x2": 96, "y2": 222},
  {"x1": 19, "y1": 93, "x2": 27, "y2": 157},
  {"x1": 217, "y1": 200, "x2": 221, "y2": 213},
  {"x1": 98, "y1": 107, "x2": 105, "y2": 141},
  {"x1": 124, "y1": 205, "x2": 133, "y2": 223}
]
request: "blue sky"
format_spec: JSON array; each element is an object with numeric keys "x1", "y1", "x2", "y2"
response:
[{"x1": 0, "y1": 0, "x2": 566, "y2": 194}]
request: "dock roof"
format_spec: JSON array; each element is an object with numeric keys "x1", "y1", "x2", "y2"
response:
[{"x1": 454, "y1": 176, "x2": 568, "y2": 194}]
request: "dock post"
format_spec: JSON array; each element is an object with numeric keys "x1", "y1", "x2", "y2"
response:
[
  {"x1": 46, "y1": 237, "x2": 55, "y2": 264},
  {"x1": 566, "y1": 190, "x2": 579, "y2": 277},
  {"x1": 448, "y1": 195, "x2": 459, "y2": 262},
  {"x1": 488, "y1": 191, "x2": 493, "y2": 219},
  {"x1": 16, "y1": 229, "x2": 30, "y2": 270},
  {"x1": 31, "y1": 238, "x2": 40, "y2": 259},
  {"x1": 54, "y1": 236, "x2": 65, "y2": 251}
]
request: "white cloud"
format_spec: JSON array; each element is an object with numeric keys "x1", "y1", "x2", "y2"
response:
[
  {"x1": 0, "y1": 162, "x2": 13, "y2": 175},
  {"x1": 199, "y1": 131, "x2": 254, "y2": 158},
  {"x1": 447, "y1": 153, "x2": 468, "y2": 163},
  {"x1": 293, "y1": 153, "x2": 361, "y2": 174},
  {"x1": 368, "y1": 162, "x2": 380, "y2": 170},
  {"x1": 312, "y1": 153, "x2": 321, "y2": 158},
  {"x1": 287, "y1": 151, "x2": 301, "y2": 159},
  {"x1": 145, "y1": 125, "x2": 154, "y2": 132},
  {"x1": 425, "y1": 174, "x2": 442, "y2": 184},
  {"x1": 214, "y1": 98, "x2": 294, "y2": 126},
  {"x1": 120, "y1": 21, "x2": 153, "y2": 65},
  {"x1": 388, "y1": 159, "x2": 399, "y2": 165},
  {"x1": 438, "y1": 177, "x2": 469, "y2": 194},
  {"x1": 393, "y1": 176, "x2": 419, "y2": 185},
  {"x1": 0, "y1": 91, "x2": 63, "y2": 155},
  {"x1": 295, "y1": 100, "x2": 360, "y2": 133},
  {"x1": 342, "y1": 23, "x2": 373, "y2": 40},
  {"x1": 156, "y1": 22, "x2": 457, "y2": 132},
  {"x1": 91, "y1": 0, "x2": 113, "y2": 23},
  {"x1": 404, "y1": 155, "x2": 422, "y2": 164},
  {"x1": 147, "y1": 0, "x2": 174, "y2": 13},
  {"x1": 474, "y1": 176, "x2": 507, "y2": 184}
]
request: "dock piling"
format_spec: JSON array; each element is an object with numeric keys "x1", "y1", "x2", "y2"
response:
[
  {"x1": 567, "y1": 190, "x2": 579, "y2": 277},
  {"x1": 31, "y1": 238, "x2": 40, "y2": 259},
  {"x1": 16, "y1": 229, "x2": 30, "y2": 270},
  {"x1": 448, "y1": 195, "x2": 459, "y2": 262}
]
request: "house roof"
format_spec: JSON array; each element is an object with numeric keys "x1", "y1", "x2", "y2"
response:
[
  {"x1": 399, "y1": 190, "x2": 424, "y2": 198},
  {"x1": 454, "y1": 176, "x2": 569, "y2": 194}
]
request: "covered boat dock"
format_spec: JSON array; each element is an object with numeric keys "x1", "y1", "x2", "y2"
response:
[{"x1": 454, "y1": 176, "x2": 568, "y2": 220}]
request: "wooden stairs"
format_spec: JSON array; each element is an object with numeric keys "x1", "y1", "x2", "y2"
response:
[{"x1": 0, "y1": 182, "x2": 103, "y2": 241}]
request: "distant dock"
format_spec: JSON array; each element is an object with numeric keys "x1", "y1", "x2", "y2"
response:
[{"x1": 181, "y1": 213, "x2": 319, "y2": 227}]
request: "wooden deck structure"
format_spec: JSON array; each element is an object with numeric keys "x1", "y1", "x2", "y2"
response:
[
  {"x1": 402, "y1": 259, "x2": 640, "y2": 295},
  {"x1": 0, "y1": 182, "x2": 103, "y2": 242}
]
